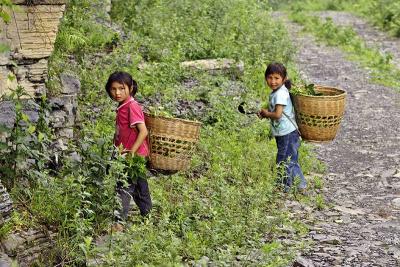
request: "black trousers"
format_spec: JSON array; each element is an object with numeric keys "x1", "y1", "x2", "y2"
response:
[{"x1": 116, "y1": 177, "x2": 152, "y2": 218}]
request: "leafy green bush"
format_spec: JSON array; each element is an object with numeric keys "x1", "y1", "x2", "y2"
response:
[
  {"x1": 0, "y1": 86, "x2": 51, "y2": 189},
  {"x1": 111, "y1": 0, "x2": 293, "y2": 63},
  {"x1": 53, "y1": 0, "x2": 115, "y2": 56},
  {"x1": 358, "y1": 1, "x2": 400, "y2": 37}
]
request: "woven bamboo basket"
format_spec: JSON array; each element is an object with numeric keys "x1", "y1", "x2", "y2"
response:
[
  {"x1": 144, "y1": 113, "x2": 201, "y2": 171},
  {"x1": 291, "y1": 85, "x2": 346, "y2": 142}
]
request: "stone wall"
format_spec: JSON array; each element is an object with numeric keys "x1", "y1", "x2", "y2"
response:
[
  {"x1": 0, "y1": 1, "x2": 81, "y2": 139},
  {"x1": 49, "y1": 73, "x2": 80, "y2": 139},
  {"x1": 0, "y1": 2, "x2": 69, "y2": 266},
  {"x1": 1, "y1": 228, "x2": 57, "y2": 267},
  {"x1": 0, "y1": 0, "x2": 66, "y2": 97}
]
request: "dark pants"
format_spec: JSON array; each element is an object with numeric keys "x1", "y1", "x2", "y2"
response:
[
  {"x1": 275, "y1": 130, "x2": 307, "y2": 190},
  {"x1": 116, "y1": 177, "x2": 152, "y2": 219}
]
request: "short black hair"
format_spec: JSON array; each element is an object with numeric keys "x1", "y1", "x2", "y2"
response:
[
  {"x1": 105, "y1": 71, "x2": 138, "y2": 98},
  {"x1": 264, "y1": 62, "x2": 291, "y2": 89}
]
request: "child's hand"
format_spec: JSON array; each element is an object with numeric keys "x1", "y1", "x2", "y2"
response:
[
  {"x1": 120, "y1": 150, "x2": 137, "y2": 158},
  {"x1": 258, "y1": 109, "x2": 268, "y2": 119},
  {"x1": 119, "y1": 152, "x2": 128, "y2": 159}
]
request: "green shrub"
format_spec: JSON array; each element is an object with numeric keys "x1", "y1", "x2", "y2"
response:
[{"x1": 359, "y1": 1, "x2": 400, "y2": 37}]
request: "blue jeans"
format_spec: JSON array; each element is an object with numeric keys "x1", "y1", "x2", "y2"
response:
[{"x1": 275, "y1": 130, "x2": 307, "y2": 190}]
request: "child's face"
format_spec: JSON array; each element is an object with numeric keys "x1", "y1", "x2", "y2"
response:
[
  {"x1": 109, "y1": 81, "x2": 132, "y2": 103},
  {"x1": 266, "y1": 73, "x2": 285, "y2": 91}
]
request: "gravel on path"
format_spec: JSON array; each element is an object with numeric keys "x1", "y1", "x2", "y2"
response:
[{"x1": 314, "y1": 11, "x2": 400, "y2": 69}]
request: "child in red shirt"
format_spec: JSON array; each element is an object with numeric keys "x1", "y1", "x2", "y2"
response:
[{"x1": 105, "y1": 71, "x2": 152, "y2": 221}]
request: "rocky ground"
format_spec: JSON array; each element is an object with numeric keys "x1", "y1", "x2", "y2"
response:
[
  {"x1": 276, "y1": 11, "x2": 400, "y2": 267},
  {"x1": 315, "y1": 11, "x2": 400, "y2": 69}
]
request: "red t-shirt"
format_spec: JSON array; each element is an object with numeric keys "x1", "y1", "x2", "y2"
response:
[{"x1": 114, "y1": 97, "x2": 149, "y2": 157}]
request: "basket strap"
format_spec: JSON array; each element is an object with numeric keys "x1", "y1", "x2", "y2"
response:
[{"x1": 282, "y1": 111, "x2": 302, "y2": 138}]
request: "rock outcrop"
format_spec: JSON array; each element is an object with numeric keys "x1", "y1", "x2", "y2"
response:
[
  {"x1": 0, "y1": 181, "x2": 13, "y2": 225},
  {"x1": 0, "y1": 0, "x2": 66, "y2": 97}
]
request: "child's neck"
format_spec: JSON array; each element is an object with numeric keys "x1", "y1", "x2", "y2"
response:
[
  {"x1": 271, "y1": 84, "x2": 285, "y2": 93},
  {"x1": 118, "y1": 96, "x2": 133, "y2": 105}
]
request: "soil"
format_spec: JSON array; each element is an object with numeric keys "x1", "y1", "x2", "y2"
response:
[{"x1": 276, "y1": 11, "x2": 400, "y2": 267}]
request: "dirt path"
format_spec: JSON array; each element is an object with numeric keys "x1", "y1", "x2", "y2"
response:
[
  {"x1": 315, "y1": 11, "x2": 400, "y2": 69},
  {"x1": 276, "y1": 12, "x2": 400, "y2": 267}
]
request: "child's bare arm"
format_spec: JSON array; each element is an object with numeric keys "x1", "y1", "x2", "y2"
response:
[
  {"x1": 259, "y1": 105, "x2": 284, "y2": 120},
  {"x1": 129, "y1": 123, "x2": 148, "y2": 155}
]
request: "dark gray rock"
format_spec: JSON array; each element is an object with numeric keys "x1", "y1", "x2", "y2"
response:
[
  {"x1": 0, "y1": 101, "x2": 15, "y2": 129},
  {"x1": 293, "y1": 256, "x2": 314, "y2": 267},
  {"x1": 60, "y1": 73, "x2": 81, "y2": 95},
  {"x1": 0, "y1": 252, "x2": 12, "y2": 267},
  {"x1": 0, "y1": 181, "x2": 13, "y2": 225},
  {"x1": 48, "y1": 95, "x2": 78, "y2": 128},
  {"x1": 0, "y1": 52, "x2": 10, "y2": 66},
  {"x1": 180, "y1": 58, "x2": 244, "y2": 77},
  {"x1": 0, "y1": 99, "x2": 41, "y2": 129},
  {"x1": 1, "y1": 228, "x2": 56, "y2": 267}
]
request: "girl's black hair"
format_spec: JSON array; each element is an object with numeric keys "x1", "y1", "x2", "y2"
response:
[
  {"x1": 264, "y1": 62, "x2": 291, "y2": 89},
  {"x1": 105, "y1": 71, "x2": 138, "y2": 98}
]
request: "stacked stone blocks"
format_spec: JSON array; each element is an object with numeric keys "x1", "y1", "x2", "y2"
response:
[{"x1": 0, "y1": 0, "x2": 66, "y2": 97}]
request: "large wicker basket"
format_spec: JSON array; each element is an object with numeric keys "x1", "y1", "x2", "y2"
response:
[
  {"x1": 144, "y1": 113, "x2": 201, "y2": 171},
  {"x1": 291, "y1": 85, "x2": 346, "y2": 142}
]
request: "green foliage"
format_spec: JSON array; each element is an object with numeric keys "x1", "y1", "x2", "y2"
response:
[
  {"x1": 87, "y1": 120, "x2": 314, "y2": 266},
  {"x1": 0, "y1": 215, "x2": 13, "y2": 238},
  {"x1": 49, "y1": 0, "x2": 297, "y2": 114},
  {"x1": 314, "y1": 194, "x2": 326, "y2": 210},
  {"x1": 285, "y1": 0, "x2": 356, "y2": 12},
  {"x1": 291, "y1": 83, "x2": 322, "y2": 96},
  {"x1": 54, "y1": 0, "x2": 115, "y2": 56},
  {"x1": 119, "y1": 154, "x2": 147, "y2": 182},
  {"x1": 147, "y1": 106, "x2": 173, "y2": 118},
  {"x1": 312, "y1": 175, "x2": 324, "y2": 190},
  {"x1": 0, "y1": 86, "x2": 52, "y2": 189},
  {"x1": 0, "y1": 0, "x2": 13, "y2": 52},
  {"x1": 0, "y1": 42, "x2": 9, "y2": 53},
  {"x1": 0, "y1": 0, "x2": 13, "y2": 23},
  {"x1": 0, "y1": 85, "x2": 116, "y2": 263},
  {"x1": 48, "y1": 0, "x2": 118, "y2": 94},
  {"x1": 110, "y1": 0, "x2": 293, "y2": 69},
  {"x1": 72, "y1": 71, "x2": 323, "y2": 265},
  {"x1": 358, "y1": 1, "x2": 400, "y2": 37}
]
